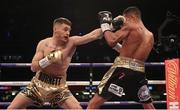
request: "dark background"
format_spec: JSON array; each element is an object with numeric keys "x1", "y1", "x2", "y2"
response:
[
  {"x1": 0, "y1": 1, "x2": 179, "y2": 109},
  {"x1": 0, "y1": 0, "x2": 179, "y2": 81}
]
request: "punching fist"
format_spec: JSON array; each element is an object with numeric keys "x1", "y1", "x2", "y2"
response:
[
  {"x1": 111, "y1": 15, "x2": 126, "y2": 31},
  {"x1": 39, "y1": 50, "x2": 62, "y2": 68},
  {"x1": 46, "y1": 50, "x2": 62, "y2": 63},
  {"x1": 98, "y1": 11, "x2": 112, "y2": 33}
]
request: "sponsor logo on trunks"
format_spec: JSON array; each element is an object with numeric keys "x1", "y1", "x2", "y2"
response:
[
  {"x1": 108, "y1": 83, "x2": 124, "y2": 97},
  {"x1": 129, "y1": 61, "x2": 138, "y2": 70},
  {"x1": 138, "y1": 85, "x2": 151, "y2": 102}
]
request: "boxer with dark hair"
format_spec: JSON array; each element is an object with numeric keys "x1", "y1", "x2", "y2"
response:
[{"x1": 88, "y1": 6, "x2": 155, "y2": 109}]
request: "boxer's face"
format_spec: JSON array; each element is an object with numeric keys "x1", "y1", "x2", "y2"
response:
[{"x1": 53, "y1": 23, "x2": 71, "y2": 43}]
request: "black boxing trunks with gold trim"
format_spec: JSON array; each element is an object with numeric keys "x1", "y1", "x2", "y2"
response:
[
  {"x1": 97, "y1": 56, "x2": 153, "y2": 103},
  {"x1": 20, "y1": 71, "x2": 72, "y2": 107}
]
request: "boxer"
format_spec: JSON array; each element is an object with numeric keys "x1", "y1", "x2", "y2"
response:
[
  {"x1": 88, "y1": 6, "x2": 155, "y2": 109},
  {"x1": 8, "y1": 17, "x2": 103, "y2": 109}
]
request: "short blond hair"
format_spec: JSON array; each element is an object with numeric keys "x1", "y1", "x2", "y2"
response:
[{"x1": 53, "y1": 17, "x2": 72, "y2": 26}]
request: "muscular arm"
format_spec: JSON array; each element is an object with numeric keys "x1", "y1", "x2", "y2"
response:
[
  {"x1": 104, "y1": 26, "x2": 129, "y2": 47},
  {"x1": 31, "y1": 40, "x2": 44, "y2": 72},
  {"x1": 71, "y1": 28, "x2": 103, "y2": 46}
]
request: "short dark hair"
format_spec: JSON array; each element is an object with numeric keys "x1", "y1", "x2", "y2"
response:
[
  {"x1": 53, "y1": 17, "x2": 72, "y2": 26},
  {"x1": 123, "y1": 6, "x2": 141, "y2": 19}
]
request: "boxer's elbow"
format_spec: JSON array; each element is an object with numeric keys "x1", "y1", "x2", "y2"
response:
[
  {"x1": 31, "y1": 62, "x2": 41, "y2": 72},
  {"x1": 104, "y1": 32, "x2": 117, "y2": 47},
  {"x1": 106, "y1": 40, "x2": 117, "y2": 48},
  {"x1": 31, "y1": 65, "x2": 37, "y2": 72}
]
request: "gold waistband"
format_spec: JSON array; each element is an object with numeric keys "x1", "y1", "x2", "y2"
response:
[
  {"x1": 35, "y1": 72, "x2": 63, "y2": 85},
  {"x1": 113, "y1": 56, "x2": 145, "y2": 73}
]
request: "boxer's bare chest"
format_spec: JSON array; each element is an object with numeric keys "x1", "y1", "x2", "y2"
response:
[{"x1": 43, "y1": 42, "x2": 65, "y2": 56}]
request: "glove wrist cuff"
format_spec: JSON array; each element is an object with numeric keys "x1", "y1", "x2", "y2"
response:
[{"x1": 113, "y1": 43, "x2": 122, "y2": 51}]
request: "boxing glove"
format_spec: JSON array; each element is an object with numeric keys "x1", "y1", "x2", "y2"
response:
[
  {"x1": 111, "y1": 15, "x2": 126, "y2": 31},
  {"x1": 98, "y1": 11, "x2": 112, "y2": 33},
  {"x1": 39, "y1": 50, "x2": 62, "y2": 68}
]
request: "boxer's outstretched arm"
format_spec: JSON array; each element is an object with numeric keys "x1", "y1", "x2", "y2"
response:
[{"x1": 71, "y1": 28, "x2": 103, "y2": 46}]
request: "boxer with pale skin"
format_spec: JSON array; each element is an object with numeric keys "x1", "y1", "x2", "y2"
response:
[{"x1": 7, "y1": 17, "x2": 103, "y2": 109}]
